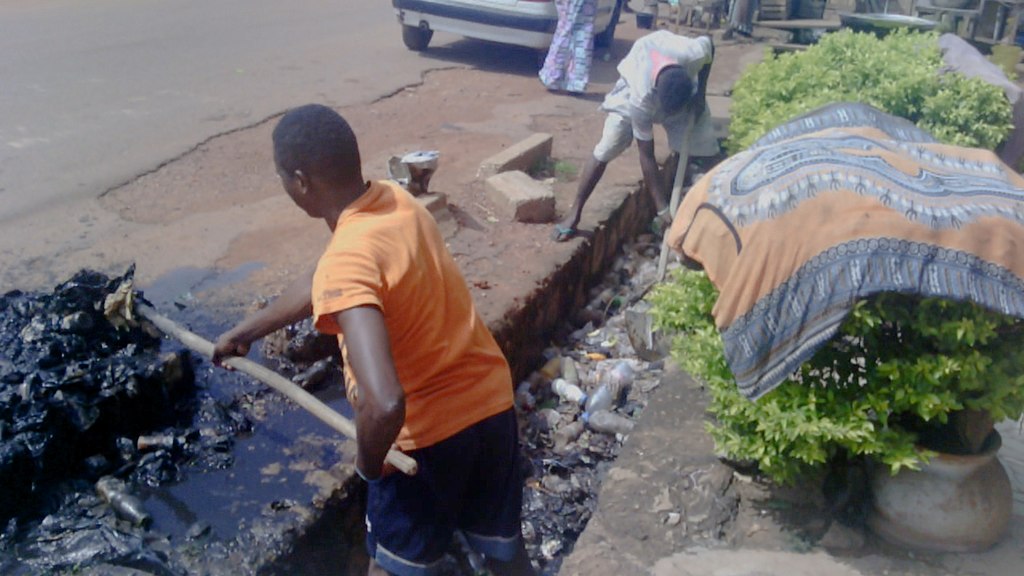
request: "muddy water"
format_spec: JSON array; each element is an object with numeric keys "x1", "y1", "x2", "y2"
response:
[
  {"x1": 136, "y1": 264, "x2": 355, "y2": 543},
  {"x1": 137, "y1": 386, "x2": 353, "y2": 541},
  {"x1": 140, "y1": 262, "x2": 266, "y2": 311}
]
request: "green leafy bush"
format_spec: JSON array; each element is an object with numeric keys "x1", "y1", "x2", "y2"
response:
[
  {"x1": 648, "y1": 269, "x2": 1024, "y2": 484},
  {"x1": 726, "y1": 29, "x2": 1013, "y2": 154}
]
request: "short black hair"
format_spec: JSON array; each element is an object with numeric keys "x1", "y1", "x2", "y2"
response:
[
  {"x1": 272, "y1": 104, "x2": 362, "y2": 185},
  {"x1": 655, "y1": 67, "x2": 695, "y2": 117}
]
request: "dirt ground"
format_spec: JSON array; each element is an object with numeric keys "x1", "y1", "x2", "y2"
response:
[{"x1": 0, "y1": 20, "x2": 766, "y2": 333}]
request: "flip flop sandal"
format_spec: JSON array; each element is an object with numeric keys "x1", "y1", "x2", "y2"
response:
[{"x1": 551, "y1": 225, "x2": 577, "y2": 242}]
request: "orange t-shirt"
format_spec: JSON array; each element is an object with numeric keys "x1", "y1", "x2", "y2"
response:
[{"x1": 311, "y1": 180, "x2": 513, "y2": 451}]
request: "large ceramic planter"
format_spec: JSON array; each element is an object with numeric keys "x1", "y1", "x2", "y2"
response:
[{"x1": 867, "y1": 430, "x2": 1012, "y2": 552}]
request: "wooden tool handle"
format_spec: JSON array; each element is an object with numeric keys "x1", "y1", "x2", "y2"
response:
[
  {"x1": 657, "y1": 111, "x2": 697, "y2": 282},
  {"x1": 137, "y1": 305, "x2": 418, "y2": 476}
]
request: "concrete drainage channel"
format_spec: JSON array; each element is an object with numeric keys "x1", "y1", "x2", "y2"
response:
[
  {"x1": 0, "y1": 133, "x2": 665, "y2": 575},
  {"x1": 266, "y1": 233, "x2": 676, "y2": 576}
]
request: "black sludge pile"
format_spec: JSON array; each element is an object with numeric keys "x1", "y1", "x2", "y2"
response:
[
  {"x1": 0, "y1": 268, "x2": 195, "y2": 523},
  {"x1": 0, "y1": 270, "x2": 270, "y2": 575}
]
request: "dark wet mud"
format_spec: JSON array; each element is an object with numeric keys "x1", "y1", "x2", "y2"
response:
[{"x1": 0, "y1": 267, "x2": 353, "y2": 575}]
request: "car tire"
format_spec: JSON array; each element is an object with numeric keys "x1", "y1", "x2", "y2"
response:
[
  {"x1": 594, "y1": 0, "x2": 622, "y2": 49},
  {"x1": 402, "y1": 25, "x2": 433, "y2": 51}
]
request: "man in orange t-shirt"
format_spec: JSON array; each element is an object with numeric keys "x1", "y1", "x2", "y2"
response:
[{"x1": 212, "y1": 104, "x2": 534, "y2": 576}]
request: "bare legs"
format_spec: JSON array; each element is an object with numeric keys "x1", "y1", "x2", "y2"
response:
[
  {"x1": 552, "y1": 155, "x2": 607, "y2": 241},
  {"x1": 553, "y1": 150, "x2": 684, "y2": 242}
]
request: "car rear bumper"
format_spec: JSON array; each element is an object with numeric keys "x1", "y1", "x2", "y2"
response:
[{"x1": 393, "y1": 0, "x2": 558, "y2": 49}]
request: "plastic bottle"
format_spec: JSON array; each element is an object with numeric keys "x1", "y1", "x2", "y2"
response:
[
  {"x1": 608, "y1": 361, "x2": 635, "y2": 388},
  {"x1": 584, "y1": 381, "x2": 618, "y2": 414},
  {"x1": 560, "y1": 356, "x2": 579, "y2": 386},
  {"x1": 552, "y1": 378, "x2": 587, "y2": 406},
  {"x1": 108, "y1": 491, "x2": 153, "y2": 528},
  {"x1": 96, "y1": 476, "x2": 152, "y2": 528},
  {"x1": 586, "y1": 361, "x2": 635, "y2": 413},
  {"x1": 584, "y1": 410, "x2": 635, "y2": 435},
  {"x1": 552, "y1": 420, "x2": 585, "y2": 447},
  {"x1": 136, "y1": 433, "x2": 177, "y2": 452}
]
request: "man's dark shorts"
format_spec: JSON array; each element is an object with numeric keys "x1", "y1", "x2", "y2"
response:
[{"x1": 365, "y1": 408, "x2": 523, "y2": 576}]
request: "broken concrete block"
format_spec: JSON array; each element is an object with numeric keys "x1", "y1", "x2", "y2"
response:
[
  {"x1": 708, "y1": 95, "x2": 732, "y2": 142},
  {"x1": 477, "y1": 133, "x2": 553, "y2": 179},
  {"x1": 485, "y1": 171, "x2": 556, "y2": 224},
  {"x1": 416, "y1": 192, "x2": 457, "y2": 239}
]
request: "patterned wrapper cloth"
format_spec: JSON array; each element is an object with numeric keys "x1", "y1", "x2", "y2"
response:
[
  {"x1": 539, "y1": 0, "x2": 598, "y2": 93},
  {"x1": 667, "y1": 102, "x2": 1024, "y2": 400}
]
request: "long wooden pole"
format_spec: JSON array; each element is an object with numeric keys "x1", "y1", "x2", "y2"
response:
[
  {"x1": 137, "y1": 304, "x2": 418, "y2": 476},
  {"x1": 656, "y1": 111, "x2": 696, "y2": 282}
]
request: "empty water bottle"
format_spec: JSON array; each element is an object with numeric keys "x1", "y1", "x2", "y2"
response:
[
  {"x1": 560, "y1": 356, "x2": 579, "y2": 385},
  {"x1": 608, "y1": 361, "x2": 635, "y2": 388},
  {"x1": 552, "y1": 420, "x2": 585, "y2": 448},
  {"x1": 586, "y1": 360, "x2": 635, "y2": 412},
  {"x1": 552, "y1": 378, "x2": 587, "y2": 406},
  {"x1": 584, "y1": 410, "x2": 634, "y2": 435},
  {"x1": 584, "y1": 381, "x2": 617, "y2": 414}
]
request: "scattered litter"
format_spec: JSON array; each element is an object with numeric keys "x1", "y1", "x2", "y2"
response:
[{"x1": 515, "y1": 236, "x2": 673, "y2": 574}]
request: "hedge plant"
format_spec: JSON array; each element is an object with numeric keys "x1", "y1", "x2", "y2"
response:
[
  {"x1": 648, "y1": 269, "x2": 1024, "y2": 484},
  {"x1": 726, "y1": 29, "x2": 1013, "y2": 154}
]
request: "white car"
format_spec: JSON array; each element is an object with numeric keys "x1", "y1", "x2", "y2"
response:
[{"x1": 392, "y1": 0, "x2": 624, "y2": 53}]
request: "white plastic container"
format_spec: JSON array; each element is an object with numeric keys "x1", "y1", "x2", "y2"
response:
[{"x1": 552, "y1": 378, "x2": 587, "y2": 406}]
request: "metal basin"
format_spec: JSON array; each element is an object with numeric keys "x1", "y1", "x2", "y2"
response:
[{"x1": 839, "y1": 12, "x2": 939, "y2": 33}]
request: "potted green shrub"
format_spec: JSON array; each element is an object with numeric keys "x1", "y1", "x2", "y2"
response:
[{"x1": 648, "y1": 269, "x2": 1024, "y2": 551}]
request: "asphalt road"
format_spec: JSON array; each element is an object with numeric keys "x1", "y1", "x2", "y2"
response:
[{"x1": 0, "y1": 0, "x2": 446, "y2": 224}]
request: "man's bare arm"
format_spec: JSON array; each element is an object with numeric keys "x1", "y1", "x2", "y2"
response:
[
  {"x1": 637, "y1": 138, "x2": 668, "y2": 213},
  {"x1": 212, "y1": 267, "x2": 315, "y2": 365},
  {"x1": 335, "y1": 305, "x2": 406, "y2": 480}
]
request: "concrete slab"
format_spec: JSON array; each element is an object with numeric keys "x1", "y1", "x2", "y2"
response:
[
  {"x1": 485, "y1": 170, "x2": 557, "y2": 223},
  {"x1": 478, "y1": 133, "x2": 554, "y2": 179},
  {"x1": 708, "y1": 95, "x2": 732, "y2": 142}
]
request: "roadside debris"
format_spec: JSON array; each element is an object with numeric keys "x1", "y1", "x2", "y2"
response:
[{"x1": 516, "y1": 236, "x2": 670, "y2": 575}]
